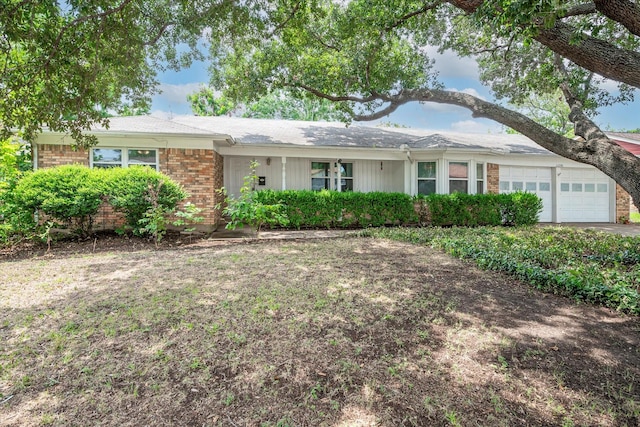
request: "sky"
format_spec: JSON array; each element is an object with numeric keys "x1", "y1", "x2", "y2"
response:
[{"x1": 151, "y1": 48, "x2": 639, "y2": 134}]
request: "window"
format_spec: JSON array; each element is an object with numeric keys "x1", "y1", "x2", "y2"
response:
[
  {"x1": 311, "y1": 161, "x2": 353, "y2": 191},
  {"x1": 476, "y1": 163, "x2": 484, "y2": 194},
  {"x1": 597, "y1": 183, "x2": 608, "y2": 192},
  {"x1": 512, "y1": 181, "x2": 523, "y2": 191},
  {"x1": 561, "y1": 183, "x2": 570, "y2": 192},
  {"x1": 539, "y1": 182, "x2": 551, "y2": 191},
  {"x1": 525, "y1": 182, "x2": 537, "y2": 191},
  {"x1": 585, "y1": 183, "x2": 595, "y2": 192},
  {"x1": 449, "y1": 162, "x2": 468, "y2": 194},
  {"x1": 572, "y1": 183, "x2": 583, "y2": 192},
  {"x1": 311, "y1": 162, "x2": 331, "y2": 190},
  {"x1": 499, "y1": 181, "x2": 510, "y2": 192},
  {"x1": 92, "y1": 148, "x2": 158, "y2": 170},
  {"x1": 337, "y1": 162, "x2": 353, "y2": 192},
  {"x1": 417, "y1": 162, "x2": 436, "y2": 195}
]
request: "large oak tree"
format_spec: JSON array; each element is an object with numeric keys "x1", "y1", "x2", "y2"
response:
[{"x1": 209, "y1": 0, "x2": 640, "y2": 209}]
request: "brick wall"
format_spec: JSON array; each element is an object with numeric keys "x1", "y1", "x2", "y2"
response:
[
  {"x1": 37, "y1": 144, "x2": 223, "y2": 228},
  {"x1": 616, "y1": 184, "x2": 631, "y2": 223},
  {"x1": 486, "y1": 163, "x2": 499, "y2": 194},
  {"x1": 37, "y1": 144, "x2": 89, "y2": 168}
]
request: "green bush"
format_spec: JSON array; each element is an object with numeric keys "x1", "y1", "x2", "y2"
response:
[
  {"x1": 10, "y1": 165, "x2": 105, "y2": 234},
  {"x1": 104, "y1": 166, "x2": 187, "y2": 232},
  {"x1": 415, "y1": 192, "x2": 542, "y2": 227},
  {"x1": 254, "y1": 190, "x2": 417, "y2": 229},
  {"x1": 2, "y1": 165, "x2": 188, "y2": 239}
]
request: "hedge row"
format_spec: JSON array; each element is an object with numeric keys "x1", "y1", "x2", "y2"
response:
[
  {"x1": 2, "y1": 165, "x2": 186, "y2": 236},
  {"x1": 253, "y1": 190, "x2": 542, "y2": 229}
]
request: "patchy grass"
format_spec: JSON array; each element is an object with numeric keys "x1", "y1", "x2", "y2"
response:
[{"x1": 1, "y1": 237, "x2": 639, "y2": 426}]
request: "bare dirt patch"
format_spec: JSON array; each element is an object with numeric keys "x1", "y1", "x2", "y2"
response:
[{"x1": 0, "y1": 236, "x2": 638, "y2": 426}]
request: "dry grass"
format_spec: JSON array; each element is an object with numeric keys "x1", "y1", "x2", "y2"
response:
[{"x1": 0, "y1": 237, "x2": 639, "y2": 426}]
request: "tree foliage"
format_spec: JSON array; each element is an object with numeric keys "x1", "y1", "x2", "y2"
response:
[
  {"x1": 206, "y1": 0, "x2": 640, "y2": 208},
  {"x1": 187, "y1": 86, "x2": 236, "y2": 116}
]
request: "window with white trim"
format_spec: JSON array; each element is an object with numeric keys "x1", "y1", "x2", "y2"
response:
[
  {"x1": 337, "y1": 162, "x2": 353, "y2": 191},
  {"x1": 476, "y1": 163, "x2": 484, "y2": 194},
  {"x1": 449, "y1": 161, "x2": 468, "y2": 194},
  {"x1": 417, "y1": 161, "x2": 437, "y2": 195},
  {"x1": 311, "y1": 161, "x2": 353, "y2": 191},
  {"x1": 91, "y1": 148, "x2": 158, "y2": 170},
  {"x1": 311, "y1": 161, "x2": 331, "y2": 190}
]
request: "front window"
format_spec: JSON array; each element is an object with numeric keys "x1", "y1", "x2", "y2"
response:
[
  {"x1": 417, "y1": 161, "x2": 436, "y2": 195},
  {"x1": 337, "y1": 163, "x2": 353, "y2": 191},
  {"x1": 449, "y1": 162, "x2": 468, "y2": 194},
  {"x1": 92, "y1": 148, "x2": 158, "y2": 170},
  {"x1": 476, "y1": 163, "x2": 484, "y2": 194},
  {"x1": 311, "y1": 162, "x2": 331, "y2": 190}
]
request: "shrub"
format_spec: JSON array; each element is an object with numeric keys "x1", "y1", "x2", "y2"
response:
[
  {"x1": 10, "y1": 165, "x2": 105, "y2": 235},
  {"x1": 104, "y1": 166, "x2": 187, "y2": 233},
  {"x1": 414, "y1": 192, "x2": 542, "y2": 227},
  {"x1": 254, "y1": 190, "x2": 417, "y2": 229},
  {"x1": 219, "y1": 161, "x2": 289, "y2": 231}
]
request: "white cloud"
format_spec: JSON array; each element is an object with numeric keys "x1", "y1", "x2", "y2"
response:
[
  {"x1": 424, "y1": 47, "x2": 480, "y2": 79},
  {"x1": 156, "y1": 82, "x2": 204, "y2": 104},
  {"x1": 450, "y1": 120, "x2": 502, "y2": 134}
]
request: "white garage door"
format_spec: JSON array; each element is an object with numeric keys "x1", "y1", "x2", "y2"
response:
[
  {"x1": 499, "y1": 167, "x2": 553, "y2": 222},
  {"x1": 559, "y1": 168, "x2": 610, "y2": 222}
]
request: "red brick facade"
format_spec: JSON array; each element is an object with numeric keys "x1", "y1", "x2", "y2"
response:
[
  {"x1": 486, "y1": 163, "x2": 499, "y2": 194},
  {"x1": 37, "y1": 144, "x2": 223, "y2": 228},
  {"x1": 616, "y1": 184, "x2": 631, "y2": 223}
]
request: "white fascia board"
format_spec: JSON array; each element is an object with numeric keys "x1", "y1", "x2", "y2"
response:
[
  {"x1": 607, "y1": 134, "x2": 640, "y2": 145},
  {"x1": 36, "y1": 132, "x2": 230, "y2": 150},
  {"x1": 216, "y1": 144, "x2": 410, "y2": 161}
]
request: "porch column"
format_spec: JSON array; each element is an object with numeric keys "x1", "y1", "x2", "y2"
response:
[{"x1": 281, "y1": 156, "x2": 287, "y2": 190}]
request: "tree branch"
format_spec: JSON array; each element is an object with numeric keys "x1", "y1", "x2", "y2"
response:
[
  {"x1": 562, "y1": 3, "x2": 597, "y2": 18},
  {"x1": 384, "y1": 1, "x2": 444, "y2": 32},
  {"x1": 594, "y1": 0, "x2": 640, "y2": 37}
]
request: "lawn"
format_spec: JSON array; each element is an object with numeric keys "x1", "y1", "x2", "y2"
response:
[{"x1": 1, "y1": 234, "x2": 639, "y2": 426}]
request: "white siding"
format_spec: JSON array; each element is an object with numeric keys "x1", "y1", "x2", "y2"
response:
[
  {"x1": 226, "y1": 156, "x2": 282, "y2": 197},
  {"x1": 353, "y1": 160, "x2": 404, "y2": 193}
]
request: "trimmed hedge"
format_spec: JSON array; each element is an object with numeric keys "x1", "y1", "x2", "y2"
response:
[
  {"x1": 254, "y1": 190, "x2": 417, "y2": 229},
  {"x1": 253, "y1": 190, "x2": 542, "y2": 229},
  {"x1": 415, "y1": 192, "x2": 542, "y2": 227}
]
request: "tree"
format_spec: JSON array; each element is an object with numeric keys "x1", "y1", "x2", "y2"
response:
[
  {"x1": 506, "y1": 90, "x2": 574, "y2": 137},
  {"x1": 242, "y1": 90, "x2": 345, "y2": 121},
  {"x1": 0, "y1": 0, "x2": 246, "y2": 147},
  {"x1": 187, "y1": 86, "x2": 236, "y2": 116},
  {"x1": 186, "y1": 86, "x2": 344, "y2": 121},
  {"x1": 207, "y1": 0, "x2": 640, "y2": 209}
]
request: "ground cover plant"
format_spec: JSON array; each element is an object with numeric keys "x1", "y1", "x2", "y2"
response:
[
  {"x1": 1, "y1": 236, "x2": 639, "y2": 426},
  {"x1": 362, "y1": 227, "x2": 640, "y2": 315}
]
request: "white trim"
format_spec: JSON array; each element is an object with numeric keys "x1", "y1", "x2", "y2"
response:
[{"x1": 90, "y1": 147, "x2": 159, "y2": 171}]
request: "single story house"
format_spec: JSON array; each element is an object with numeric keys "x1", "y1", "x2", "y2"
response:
[{"x1": 34, "y1": 116, "x2": 637, "y2": 228}]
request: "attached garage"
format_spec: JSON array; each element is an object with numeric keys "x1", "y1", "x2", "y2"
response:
[
  {"x1": 499, "y1": 166, "x2": 614, "y2": 223},
  {"x1": 559, "y1": 168, "x2": 611, "y2": 222}
]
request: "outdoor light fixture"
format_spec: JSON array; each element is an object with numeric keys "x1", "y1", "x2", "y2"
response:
[
  {"x1": 380, "y1": 161, "x2": 383, "y2": 171},
  {"x1": 266, "y1": 157, "x2": 271, "y2": 166}
]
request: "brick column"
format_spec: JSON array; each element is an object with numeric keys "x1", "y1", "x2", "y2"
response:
[
  {"x1": 616, "y1": 184, "x2": 631, "y2": 223},
  {"x1": 487, "y1": 163, "x2": 499, "y2": 194}
]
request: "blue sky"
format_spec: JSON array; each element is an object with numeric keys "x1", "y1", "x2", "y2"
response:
[{"x1": 151, "y1": 48, "x2": 639, "y2": 133}]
